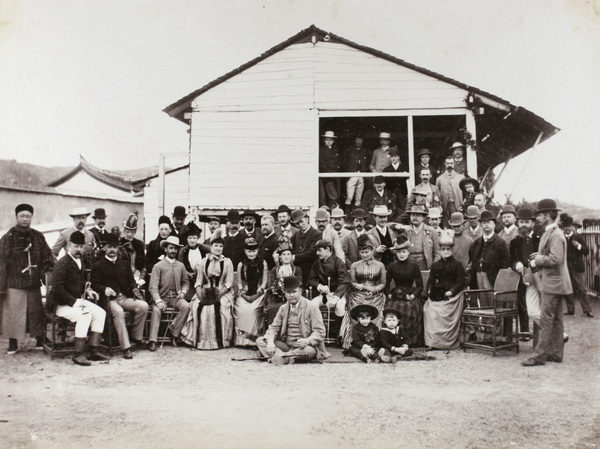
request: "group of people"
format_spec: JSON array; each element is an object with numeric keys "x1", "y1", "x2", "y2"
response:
[{"x1": 0, "y1": 193, "x2": 591, "y2": 367}]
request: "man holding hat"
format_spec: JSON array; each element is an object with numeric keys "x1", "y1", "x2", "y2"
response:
[
  {"x1": 203, "y1": 216, "x2": 222, "y2": 245},
  {"x1": 273, "y1": 204, "x2": 298, "y2": 243},
  {"x1": 498, "y1": 205, "x2": 519, "y2": 244},
  {"x1": 522, "y1": 199, "x2": 572, "y2": 366},
  {"x1": 171, "y1": 206, "x2": 187, "y2": 243},
  {"x1": 448, "y1": 212, "x2": 473, "y2": 270},
  {"x1": 91, "y1": 233, "x2": 149, "y2": 359},
  {"x1": 0, "y1": 204, "x2": 54, "y2": 354},
  {"x1": 465, "y1": 205, "x2": 483, "y2": 240},
  {"x1": 319, "y1": 130, "x2": 341, "y2": 208},
  {"x1": 49, "y1": 231, "x2": 108, "y2": 366},
  {"x1": 315, "y1": 208, "x2": 345, "y2": 263},
  {"x1": 256, "y1": 275, "x2": 328, "y2": 365},
  {"x1": 340, "y1": 208, "x2": 368, "y2": 268},
  {"x1": 436, "y1": 155, "x2": 464, "y2": 228},
  {"x1": 343, "y1": 134, "x2": 370, "y2": 210},
  {"x1": 415, "y1": 148, "x2": 436, "y2": 183},
  {"x1": 148, "y1": 235, "x2": 191, "y2": 351},
  {"x1": 450, "y1": 142, "x2": 467, "y2": 175},
  {"x1": 361, "y1": 175, "x2": 398, "y2": 220},
  {"x1": 398, "y1": 205, "x2": 440, "y2": 270},
  {"x1": 370, "y1": 132, "x2": 397, "y2": 172},
  {"x1": 290, "y1": 209, "x2": 322, "y2": 285},
  {"x1": 51, "y1": 206, "x2": 95, "y2": 260},
  {"x1": 366, "y1": 205, "x2": 399, "y2": 267}
]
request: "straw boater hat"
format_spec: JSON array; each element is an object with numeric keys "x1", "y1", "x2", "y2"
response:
[
  {"x1": 160, "y1": 235, "x2": 183, "y2": 250},
  {"x1": 448, "y1": 212, "x2": 466, "y2": 226},
  {"x1": 406, "y1": 205, "x2": 428, "y2": 216},
  {"x1": 331, "y1": 207, "x2": 345, "y2": 219},
  {"x1": 69, "y1": 207, "x2": 91, "y2": 217},
  {"x1": 535, "y1": 198, "x2": 560, "y2": 214},
  {"x1": 517, "y1": 208, "x2": 534, "y2": 221},
  {"x1": 417, "y1": 148, "x2": 432, "y2": 157},
  {"x1": 322, "y1": 131, "x2": 337, "y2": 139},
  {"x1": 371, "y1": 205, "x2": 393, "y2": 216},
  {"x1": 450, "y1": 142, "x2": 465, "y2": 151},
  {"x1": 350, "y1": 304, "x2": 379, "y2": 321},
  {"x1": 379, "y1": 132, "x2": 391, "y2": 139},
  {"x1": 391, "y1": 235, "x2": 410, "y2": 251},
  {"x1": 439, "y1": 229, "x2": 455, "y2": 247},
  {"x1": 465, "y1": 205, "x2": 480, "y2": 220},
  {"x1": 459, "y1": 177, "x2": 480, "y2": 193},
  {"x1": 428, "y1": 207, "x2": 442, "y2": 219}
]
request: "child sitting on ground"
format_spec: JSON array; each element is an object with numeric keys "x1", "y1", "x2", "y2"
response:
[
  {"x1": 378, "y1": 308, "x2": 413, "y2": 362},
  {"x1": 348, "y1": 304, "x2": 380, "y2": 363}
]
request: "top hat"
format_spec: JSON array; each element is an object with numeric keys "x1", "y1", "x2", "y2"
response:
[
  {"x1": 350, "y1": 304, "x2": 379, "y2": 321},
  {"x1": 331, "y1": 208, "x2": 345, "y2": 219},
  {"x1": 15, "y1": 204, "x2": 34, "y2": 215},
  {"x1": 352, "y1": 208, "x2": 367, "y2": 219},
  {"x1": 478, "y1": 210, "x2": 496, "y2": 222},
  {"x1": 123, "y1": 213, "x2": 139, "y2": 230},
  {"x1": 226, "y1": 210, "x2": 241, "y2": 223},
  {"x1": 291, "y1": 209, "x2": 307, "y2": 224},
  {"x1": 428, "y1": 207, "x2": 442, "y2": 219},
  {"x1": 104, "y1": 233, "x2": 119, "y2": 247},
  {"x1": 241, "y1": 210, "x2": 260, "y2": 221},
  {"x1": 158, "y1": 215, "x2": 172, "y2": 226},
  {"x1": 371, "y1": 205, "x2": 393, "y2": 217},
  {"x1": 417, "y1": 148, "x2": 432, "y2": 157},
  {"x1": 535, "y1": 199, "x2": 560, "y2": 214},
  {"x1": 173, "y1": 206, "x2": 187, "y2": 219},
  {"x1": 315, "y1": 208, "x2": 330, "y2": 220},
  {"x1": 92, "y1": 208, "x2": 107, "y2": 219},
  {"x1": 283, "y1": 276, "x2": 301, "y2": 290},
  {"x1": 500, "y1": 205, "x2": 517, "y2": 216},
  {"x1": 516, "y1": 208, "x2": 534, "y2": 221},
  {"x1": 448, "y1": 212, "x2": 466, "y2": 226},
  {"x1": 450, "y1": 142, "x2": 465, "y2": 150},
  {"x1": 160, "y1": 235, "x2": 183, "y2": 251},
  {"x1": 391, "y1": 235, "x2": 410, "y2": 251},
  {"x1": 69, "y1": 231, "x2": 86, "y2": 245},
  {"x1": 465, "y1": 205, "x2": 480, "y2": 219},
  {"x1": 69, "y1": 207, "x2": 91, "y2": 217},
  {"x1": 379, "y1": 132, "x2": 391, "y2": 139},
  {"x1": 382, "y1": 308, "x2": 402, "y2": 320},
  {"x1": 322, "y1": 131, "x2": 337, "y2": 139},
  {"x1": 459, "y1": 177, "x2": 480, "y2": 193},
  {"x1": 244, "y1": 237, "x2": 259, "y2": 250},
  {"x1": 407, "y1": 205, "x2": 428, "y2": 216}
]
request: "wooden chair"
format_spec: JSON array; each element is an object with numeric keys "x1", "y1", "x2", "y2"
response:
[
  {"x1": 305, "y1": 286, "x2": 338, "y2": 345},
  {"x1": 43, "y1": 310, "x2": 76, "y2": 359},
  {"x1": 461, "y1": 268, "x2": 520, "y2": 355}
]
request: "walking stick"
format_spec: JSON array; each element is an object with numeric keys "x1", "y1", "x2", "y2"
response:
[{"x1": 325, "y1": 277, "x2": 331, "y2": 342}]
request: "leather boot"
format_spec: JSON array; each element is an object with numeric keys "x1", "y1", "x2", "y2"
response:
[
  {"x1": 72, "y1": 338, "x2": 92, "y2": 366},
  {"x1": 87, "y1": 332, "x2": 110, "y2": 361}
]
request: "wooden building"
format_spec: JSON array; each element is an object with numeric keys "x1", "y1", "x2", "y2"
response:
[{"x1": 162, "y1": 25, "x2": 558, "y2": 219}]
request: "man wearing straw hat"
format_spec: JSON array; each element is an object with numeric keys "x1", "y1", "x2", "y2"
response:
[
  {"x1": 450, "y1": 142, "x2": 467, "y2": 175},
  {"x1": 319, "y1": 130, "x2": 341, "y2": 208},
  {"x1": 366, "y1": 205, "x2": 399, "y2": 267},
  {"x1": 370, "y1": 132, "x2": 397, "y2": 172},
  {"x1": 400, "y1": 205, "x2": 440, "y2": 271},
  {"x1": 51, "y1": 206, "x2": 95, "y2": 260}
]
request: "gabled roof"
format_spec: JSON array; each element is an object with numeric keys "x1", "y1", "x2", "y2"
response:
[
  {"x1": 163, "y1": 25, "x2": 558, "y2": 145},
  {"x1": 48, "y1": 155, "x2": 144, "y2": 193}
]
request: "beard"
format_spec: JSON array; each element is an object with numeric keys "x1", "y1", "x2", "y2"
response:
[{"x1": 518, "y1": 226, "x2": 531, "y2": 237}]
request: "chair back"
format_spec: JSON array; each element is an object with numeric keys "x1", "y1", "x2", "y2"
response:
[
  {"x1": 420, "y1": 270, "x2": 430, "y2": 299},
  {"x1": 493, "y1": 268, "x2": 520, "y2": 310}
]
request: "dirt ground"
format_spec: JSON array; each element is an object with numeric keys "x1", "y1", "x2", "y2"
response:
[{"x1": 1, "y1": 302, "x2": 599, "y2": 449}]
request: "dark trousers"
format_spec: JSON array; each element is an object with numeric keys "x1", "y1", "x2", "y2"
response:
[
  {"x1": 565, "y1": 270, "x2": 591, "y2": 314},
  {"x1": 517, "y1": 283, "x2": 530, "y2": 333}
]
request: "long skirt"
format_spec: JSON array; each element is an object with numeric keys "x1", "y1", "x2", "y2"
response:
[
  {"x1": 339, "y1": 290, "x2": 386, "y2": 349},
  {"x1": 423, "y1": 292, "x2": 464, "y2": 350},
  {"x1": 233, "y1": 293, "x2": 265, "y2": 346},
  {"x1": 180, "y1": 290, "x2": 235, "y2": 350},
  {"x1": 2, "y1": 288, "x2": 45, "y2": 340},
  {"x1": 385, "y1": 297, "x2": 424, "y2": 347}
]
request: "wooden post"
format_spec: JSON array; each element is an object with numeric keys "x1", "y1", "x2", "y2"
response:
[
  {"x1": 465, "y1": 110, "x2": 478, "y2": 179},
  {"x1": 407, "y1": 115, "x2": 415, "y2": 191},
  {"x1": 158, "y1": 154, "x2": 165, "y2": 216}
]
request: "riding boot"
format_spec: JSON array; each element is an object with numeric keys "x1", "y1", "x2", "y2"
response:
[
  {"x1": 72, "y1": 338, "x2": 92, "y2": 366},
  {"x1": 87, "y1": 332, "x2": 110, "y2": 361}
]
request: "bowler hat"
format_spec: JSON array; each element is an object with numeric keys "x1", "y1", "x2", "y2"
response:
[
  {"x1": 244, "y1": 237, "x2": 259, "y2": 250},
  {"x1": 69, "y1": 207, "x2": 91, "y2": 217},
  {"x1": 241, "y1": 210, "x2": 260, "y2": 221},
  {"x1": 371, "y1": 205, "x2": 393, "y2": 216},
  {"x1": 92, "y1": 208, "x2": 107, "y2": 219},
  {"x1": 315, "y1": 208, "x2": 330, "y2": 220},
  {"x1": 104, "y1": 233, "x2": 119, "y2": 247},
  {"x1": 428, "y1": 207, "x2": 442, "y2": 219},
  {"x1": 382, "y1": 308, "x2": 402, "y2": 320},
  {"x1": 379, "y1": 132, "x2": 391, "y2": 139},
  {"x1": 417, "y1": 148, "x2": 431, "y2": 157},
  {"x1": 350, "y1": 304, "x2": 379, "y2": 321},
  {"x1": 448, "y1": 212, "x2": 466, "y2": 226},
  {"x1": 69, "y1": 231, "x2": 86, "y2": 245},
  {"x1": 478, "y1": 210, "x2": 496, "y2": 222},
  {"x1": 407, "y1": 205, "x2": 428, "y2": 216},
  {"x1": 412, "y1": 185, "x2": 429, "y2": 197},
  {"x1": 160, "y1": 235, "x2": 183, "y2": 251},
  {"x1": 273, "y1": 205, "x2": 292, "y2": 216},
  {"x1": 15, "y1": 204, "x2": 33, "y2": 215},
  {"x1": 500, "y1": 205, "x2": 517, "y2": 216},
  {"x1": 465, "y1": 205, "x2": 479, "y2": 219},
  {"x1": 291, "y1": 209, "x2": 307, "y2": 224},
  {"x1": 373, "y1": 175, "x2": 385, "y2": 184},
  {"x1": 322, "y1": 131, "x2": 337, "y2": 139},
  {"x1": 226, "y1": 210, "x2": 241, "y2": 223},
  {"x1": 561, "y1": 215, "x2": 574, "y2": 227},
  {"x1": 173, "y1": 206, "x2": 187, "y2": 219},
  {"x1": 516, "y1": 208, "x2": 534, "y2": 221},
  {"x1": 331, "y1": 208, "x2": 345, "y2": 218},
  {"x1": 391, "y1": 235, "x2": 410, "y2": 251},
  {"x1": 535, "y1": 198, "x2": 560, "y2": 214},
  {"x1": 283, "y1": 276, "x2": 301, "y2": 291},
  {"x1": 352, "y1": 208, "x2": 367, "y2": 219},
  {"x1": 459, "y1": 177, "x2": 480, "y2": 193}
]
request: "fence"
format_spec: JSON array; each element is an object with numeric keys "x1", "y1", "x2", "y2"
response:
[{"x1": 581, "y1": 225, "x2": 600, "y2": 298}]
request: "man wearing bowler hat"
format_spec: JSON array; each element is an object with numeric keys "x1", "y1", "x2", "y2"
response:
[
  {"x1": 241, "y1": 210, "x2": 262, "y2": 243},
  {"x1": 341, "y1": 208, "x2": 368, "y2": 269},
  {"x1": 465, "y1": 205, "x2": 483, "y2": 240},
  {"x1": 522, "y1": 199, "x2": 572, "y2": 366},
  {"x1": 343, "y1": 133, "x2": 370, "y2": 210},
  {"x1": 498, "y1": 204, "x2": 519, "y2": 244},
  {"x1": 290, "y1": 209, "x2": 322, "y2": 285},
  {"x1": 273, "y1": 204, "x2": 298, "y2": 244},
  {"x1": 52, "y1": 206, "x2": 95, "y2": 260},
  {"x1": 370, "y1": 132, "x2": 397, "y2": 172},
  {"x1": 171, "y1": 206, "x2": 187, "y2": 242},
  {"x1": 319, "y1": 130, "x2": 341, "y2": 208},
  {"x1": 90, "y1": 208, "x2": 109, "y2": 250},
  {"x1": 0, "y1": 204, "x2": 54, "y2": 354},
  {"x1": 256, "y1": 275, "x2": 328, "y2": 365},
  {"x1": 415, "y1": 148, "x2": 436, "y2": 183}
]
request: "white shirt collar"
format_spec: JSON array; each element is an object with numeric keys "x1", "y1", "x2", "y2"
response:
[
  {"x1": 165, "y1": 256, "x2": 176, "y2": 264},
  {"x1": 105, "y1": 255, "x2": 117, "y2": 263},
  {"x1": 68, "y1": 253, "x2": 82, "y2": 270},
  {"x1": 376, "y1": 225, "x2": 387, "y2": 235},
  {"x1": 391, "y1": 162, "x2": 400, "y2": 169}
]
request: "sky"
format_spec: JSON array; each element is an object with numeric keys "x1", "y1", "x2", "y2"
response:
[{"x1": 1, "y1": 0, "x2": 599, "y2": 208}]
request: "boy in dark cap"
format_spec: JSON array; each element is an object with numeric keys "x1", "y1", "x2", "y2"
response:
[{"x1": 378, "y1": 308, "x2": 413, "y2": 362}]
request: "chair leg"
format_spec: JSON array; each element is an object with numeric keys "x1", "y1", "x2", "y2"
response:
[{"x1": 160, "y1": 309, "x2": 175, "y2": 348}]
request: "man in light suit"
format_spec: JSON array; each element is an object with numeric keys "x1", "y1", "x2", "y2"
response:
[
  {"x1": 522, "y1": 199, "x2": 573, "y2": 366},
  {"x1": 436, "y1": 155, "x2": 464, "y2": 228},
  {"x1": 497, "y1": 205, "x2": 519, "y2": 244},
  {"x1": 341, "y1": 208, "x2": 368, "y2": 269},
  {"x1": 366, "y1": 205, "x2": 398, "y2": 267},
  {"x1": 51, "y1": 206, "x2": 95, "y2": 260},
  {"x1": 398, "y1": 205, "x2": 440, "y2": 270}
]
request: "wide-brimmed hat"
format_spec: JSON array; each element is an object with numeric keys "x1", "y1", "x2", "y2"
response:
[
  {"x1": 417, "y1": 148, "x2": 431, "y2": 157},
  {"x1": 291, "y1": 209, "x2": 307, "y2": 224},
  {"x1": 241, "y1": 210, "x2": 260, "y2": 221},
  {"x1": 322, "y1": 131, "x2": 337, "y2": 139},
  {"x1": 69, "y1": 231, "x2": 86, "y2": 245},
  {"x1": 382, "y1": 308, "x2": 402, "y2": 320},
  {"x1": 371, "y1": 205, "x2": 393, "y2": 217},
  {"x1": 407, "y1": 205, "x2": 428, "y2": 216},
  {"x1": 160, "y1": 235, "x2": 183, "y2": 250},
  {"x1": 428, "y1": 207, "x2": 442, "y2": 219},
  {"x1": 412, "y1": 185, "x2": 429, "y2": 196},
  {"x1": 448, "y1": 212, "x2": 466, "y2": 226},
  {"x1": 535, "y1": 198, "x2": 560, "y2": 214},
  {"x1": 123, "y1": 213, "x2": 139, "y2": 230},
  {"x1": 379, "y1": 132, "x2": 391, "y2": 139},
  {"x1": 352, "y1": 208, "x2": 367, "y2": 219},
  {"x1": 391, "y1": 235, "x2": 410, "y2": 251},
  {"x1": 465, "y1": 205, "x2": 480, "y2": 219},
  {"x1": 172, "y1": 206, "x2": 187, "y2": 219},
  {"x1": 283, "y1": 276, "x2": 301, "y2": 290},
  {"x1": 500, "y1": 205, "x2": 517, "y2": 216},
  {"x1": 517, "y1": 208, "x2": 535, "y2": 221},
  {"x1": 272, "y1": 204, "x2": 292, "y2": 217},
  {"x1": 478, "y1": 210, "x2": 496, "y2": 222},
  {"x1": 350, "y1": 304, "x2": 379, "y2": 321},
  {"x1": 450, "y1": 142, "x2": 465, "y2": 150},
  {"x1": 104, "y1": 233, "x2": 119, "y2": 247},
  {"x1": 244, "y1": 237, "x2": 259, "y2": 250},
  {"x1": 92, "y1": 208, "x2": 107, "y2": 219},
  {"x1": 315, "y1": 208, "x2": 330, "y2": 220},
  {"x1": 69, "y1": 207, "x2": 91, "y2": 217},
  {"x1": 331, "y1": 208, "x2": 345, "y2": 219},
  {"x1": 226, "y1": 210, "x2": 241, "y2": 223},
  {"x1": 459, "y1": 177, "x2": 480, "y2": 193}
]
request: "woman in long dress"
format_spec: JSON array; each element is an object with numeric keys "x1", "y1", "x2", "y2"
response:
[
  {"x1": 263, "y1": 243, "x2": 302, "y2": 326},
  {"x1": 340, "y1": 234, "x2": 387, "y2": 349},
  {"x1": 385, "y1": 235, "x2": 425, "y2": 346},
  {"x1": 233, "y1": 238, "x2": 268, "y2": 346}
]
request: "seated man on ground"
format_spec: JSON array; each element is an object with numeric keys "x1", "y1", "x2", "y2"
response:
[{"x1": 256, "y1": 276, "x2": 328, "y2": 365}]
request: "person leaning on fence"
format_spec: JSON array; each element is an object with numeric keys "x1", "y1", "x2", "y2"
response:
[
  {"x1": 49, "y1": 231, "x2": 108, "y2": 366},
  {"x1": 256, "y1": 275, "x2": 329, "y2": 365},
  {"x1": 147, "y1": 236, "x2": 191, "y2": 352}
]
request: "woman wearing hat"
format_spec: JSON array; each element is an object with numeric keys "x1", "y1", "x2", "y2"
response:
[
  {"x1": 340, "y1": 234, "x2": 387, "y2": 349},
  {"x1": 146, "y1": 216, "x2": 173, "y2": 283},
  {"x1": 233, "y1": 238, "x2": 268, "y2": 346},
  {"x1": 263, "y1": 242, "x2": 302, "y2": 326},
  {"x1": 385, "y1": 235, "x2": 425, "y2": 346}
]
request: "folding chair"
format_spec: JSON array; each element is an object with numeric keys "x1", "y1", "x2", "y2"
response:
[{"x1": 461, "y1": 268, "x2": 520, "y2": 356}]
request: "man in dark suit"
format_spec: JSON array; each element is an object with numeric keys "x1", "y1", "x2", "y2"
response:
[
  {"x1": 50, "y1": 231, "x2": 108, "y2": 366},
  {"x1": 273, "y1": 204, "x2": 298, "y2": 245},
  {"x1": 469, "y1": 210, "x2": 510, "y2": 290},
  {"x1": 341, "y1": 208, "x2": 368, "y2": 269},
  {"x1": 119, "y1": 213, "x2": 146, "y2": 283},
  {"x1": 259, "y1": 215, "x2": 279, "y2": 270},
  {"x1": 361, "y1": 175, "x2": 398, "y2": 220},
  {"x1": 290, "y1": 209, "x2": 322, "y2": 285},
  {"x1": 522, "y1": 199, "x2": 573, "y2": 366},
  {"x1": 91, "y1": 233, "x2": 149, "y2": 359},
  {"x1": 90, "y1": 208, "x2": 109, "y2": 261},
  {"x1": 383, "y1": 147, "x2": 407, "y2": 213},
  {"x1": 562, "y1": 214, "x2": 593, "y2": 317}
]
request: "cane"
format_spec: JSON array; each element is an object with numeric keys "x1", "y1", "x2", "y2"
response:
[{"x1": 325, "y1": 277, "x2": 331, "y2": 342}]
